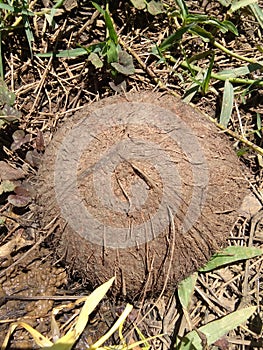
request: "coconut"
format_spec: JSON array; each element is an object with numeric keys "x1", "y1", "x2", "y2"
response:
[{"x1": 36, "y1": 91, "x2": 248, "y2": 299}]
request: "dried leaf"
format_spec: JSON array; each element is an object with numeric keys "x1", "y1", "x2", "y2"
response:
[
  {"x1": 35, "y1": 129, "x2": 45, "y2": 151},
  {"x1": 0, "y1": 161, "x2": 24, "y2": 181},
  {"x1": 213, "y1": 337, "x2": 229, "y2": 350},
  {"x1": 8, "y1": 185, "x2": 32, "y2": 207},
  {"x1": 0, "y1": 229, "x2": 25, "y2": 258},
  {"x1": 239, "y1": 193, "x2": 262, "y2": 218},
  {"x1": 147, "y1": 0, "x2": 164, "y2": 15},
  {"x1": 109, "y1": 80, "x2": 127, "y2": 93},
  {"x1": 2, "y1": 321, "x2": 53, "y2": 349},
  {"x1": 229, "y1": 0, "x2": 257, "y2": 13},
  {"x1": 0, "y1": 104, "x2": 21, "y2": 122},
  {"x1": 11, "y1": 130, "x2": 31, "y2": 151},
  {"x1": 12, "y1": 129, "x2": 25, "y2": 141},
  {"x1": 111, "y1": 51, "x2": 135, "y2": 75},
  {"x1": 88, "y1": 52, "x2": 104, "y2": 68},
  {"x1": 0, "y1": 80, "x2": 15, "y2": 106},
  {"x1": 63, "y1": 0, "x2": 78, "y2": 11},
  {"x1": 26, "y1": 149, "x2": 42, "y2": 168},
  {"x1": 0, "y1": 180, "x2": 16, "y2": 195},
  {"x1": 0, "y1": 239, "x2": 17, "y2": 258},
  {"x1": 130, "y1": 0, "x2": 146, "y2": 10}
]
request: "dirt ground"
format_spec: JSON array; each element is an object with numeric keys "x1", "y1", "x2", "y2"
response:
[{"x1": 0, "y1": 0, "x2": 263, "y2": 349}]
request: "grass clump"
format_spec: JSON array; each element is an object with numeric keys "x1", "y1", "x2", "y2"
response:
[{"x1": 1, "y1": 246, "x2": 262, "y2": 349}]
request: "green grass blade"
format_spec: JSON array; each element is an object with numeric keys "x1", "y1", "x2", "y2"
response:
[
  {"x1": 2, "y1": 321, "x2": 53, "y2": 349},
  {"x1": 183, "y1": 83, "x2": 200, "y2": 103},
  {"x1": 104, "y1": 11, "x2": 118, "y2": 45},
  {"x1": 185, "y1": 15, "x2": 238, "y2": 35},
  {"x1": 91, "y1": 304, "x2": 133, "y2": 349},
  {"x1": 174, "y1": 0, "x2": 189, "y2": 19},
  {"x1": 0, "y1": 3, "x2": 14, "y2": 11},
  {"x1": 21, "y1": 8, "x2": 34, "y2": 16},
  {"x1": 159, "y1": 25, "x2": 192, "y2": 52},
  {"x1": 92, "y1": 1, "x2": 118, "y2": 44},
  {"x1": 199, "y1": 306, "x2": 257, "y2": 345},
  {"x1": 178, "y1": 273, "x2": 198, "y2": 310},
  {"x1": 180, "y1": 60, "x2": 263, "y2": 85},
  {"x1": 202, "y1": 52, "x2": 215, "y2": 94},
  {"x1": 219, "y1": 79, "x2": 234, "y2": 127},
  {"x1": 92, "y1": 1, "x2": 105, "y2": 14},
  {"x1": 249, "y1": 3, "x2": 263, "y2": 30},
  {"x1": 199, "y1": 246, "x2": 263, "y2": 272},
  {"x1": 37, "y1": 48, "x2": 88, "y2": 58},
  {"x1": 257, "y1": 113, "x2": 262, "y2": 131},
  {"x1": 21, "y1": 0, "x2": 34, "y2": 57},
  {"x1": 221, "y1": 20, "x2": 239, "y2": 35},
  {"x1": 217, "y1": 61, "x2": 263, "y2": 79},
  {"x1": 180, "y1": 306, "x2": 256, "y2": 350},
  {"x1": 183, "y1": 69, "x2": 204, "y2": 103},
  {"x1": 106, "y1": 39, "x2": 118, "y2": 63},
  {"x1": 190, "y1": 25, "x2": 214, "y2": 43},
  {"x1": 23, "y1": 15, "x2": 34, "y2": 57},
  {"x1": 47, "y1": 0, "x2": 65, "y2": 27},
  {"x1": 185, "y1": 13, "x2": 208, "y2": 23}
]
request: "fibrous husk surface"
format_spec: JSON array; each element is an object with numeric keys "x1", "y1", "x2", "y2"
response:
[{"x1": 36, "y1": 91, "x2": 248, "y2": 299}]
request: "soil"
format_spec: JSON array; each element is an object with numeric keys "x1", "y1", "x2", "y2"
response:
[{"x1": 0, "y1": 0, "x2": 262, "y2": 349}]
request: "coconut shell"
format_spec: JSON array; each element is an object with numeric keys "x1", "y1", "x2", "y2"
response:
[{"x1": 36, "y1": 91, "x2": 248, "y2": 299}]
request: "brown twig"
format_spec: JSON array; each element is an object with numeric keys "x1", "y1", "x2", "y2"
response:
[
  {"x1": 0, "y1": 218, "x2": 59, "y2": 278},
  {"x1": 120, "y1": 38, "x2": 263, "y2": 157}
]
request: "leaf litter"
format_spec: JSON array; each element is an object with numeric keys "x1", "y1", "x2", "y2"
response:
[{"x1": 0, "y1": 0, "x2": 262, "y2": 349}]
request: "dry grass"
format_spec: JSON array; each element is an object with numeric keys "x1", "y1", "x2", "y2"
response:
[{"x1": 0, "y1": 0, "x2": 262, "y2": 349}]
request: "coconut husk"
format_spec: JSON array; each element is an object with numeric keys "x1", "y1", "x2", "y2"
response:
[{"x1": 36, "y1": 91, "x2": 248, "y2": 299}]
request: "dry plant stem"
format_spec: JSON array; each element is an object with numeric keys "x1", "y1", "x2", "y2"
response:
[
  {"x1": 3, "y1": 146, "x2": 36, "y2": 174},
  {"x1": 121, "y1": 39, "x2": 263, "y2": 156},
  {"x1": 76, "y1": 10, "x2": 99, "y2": 39},
  {"x1": 3, "y1": 295, "x2": 83, "y2": 301},
  {"x1": 194, "y1": 286, "x2": 225, "y2": 317},
  {"x1": 12, "y1": 0, "x2": 38, "y2": 27},
  {"x1": 242, "y1": 210, "x2": 263, "y2": 304},
  {"x1": 28, "y1": 56, "x2": 53, "y2": 117},
  {"x1": 212, "y1": 40, "x2": 261, "y2": 65},
  {"x1": 205, "y1": 119, "x2": 263, "y2": 157},
  {"x1": 119, "y1": 38, "x2": 162, "y2": 83},
  {"x1": 0, "y1": 218, "x2": 59, "y2": 278}
]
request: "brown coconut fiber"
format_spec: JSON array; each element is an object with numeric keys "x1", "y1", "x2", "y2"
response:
[{"x1": 36, "y1": 91, "x2": 248, "y2": 299}]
